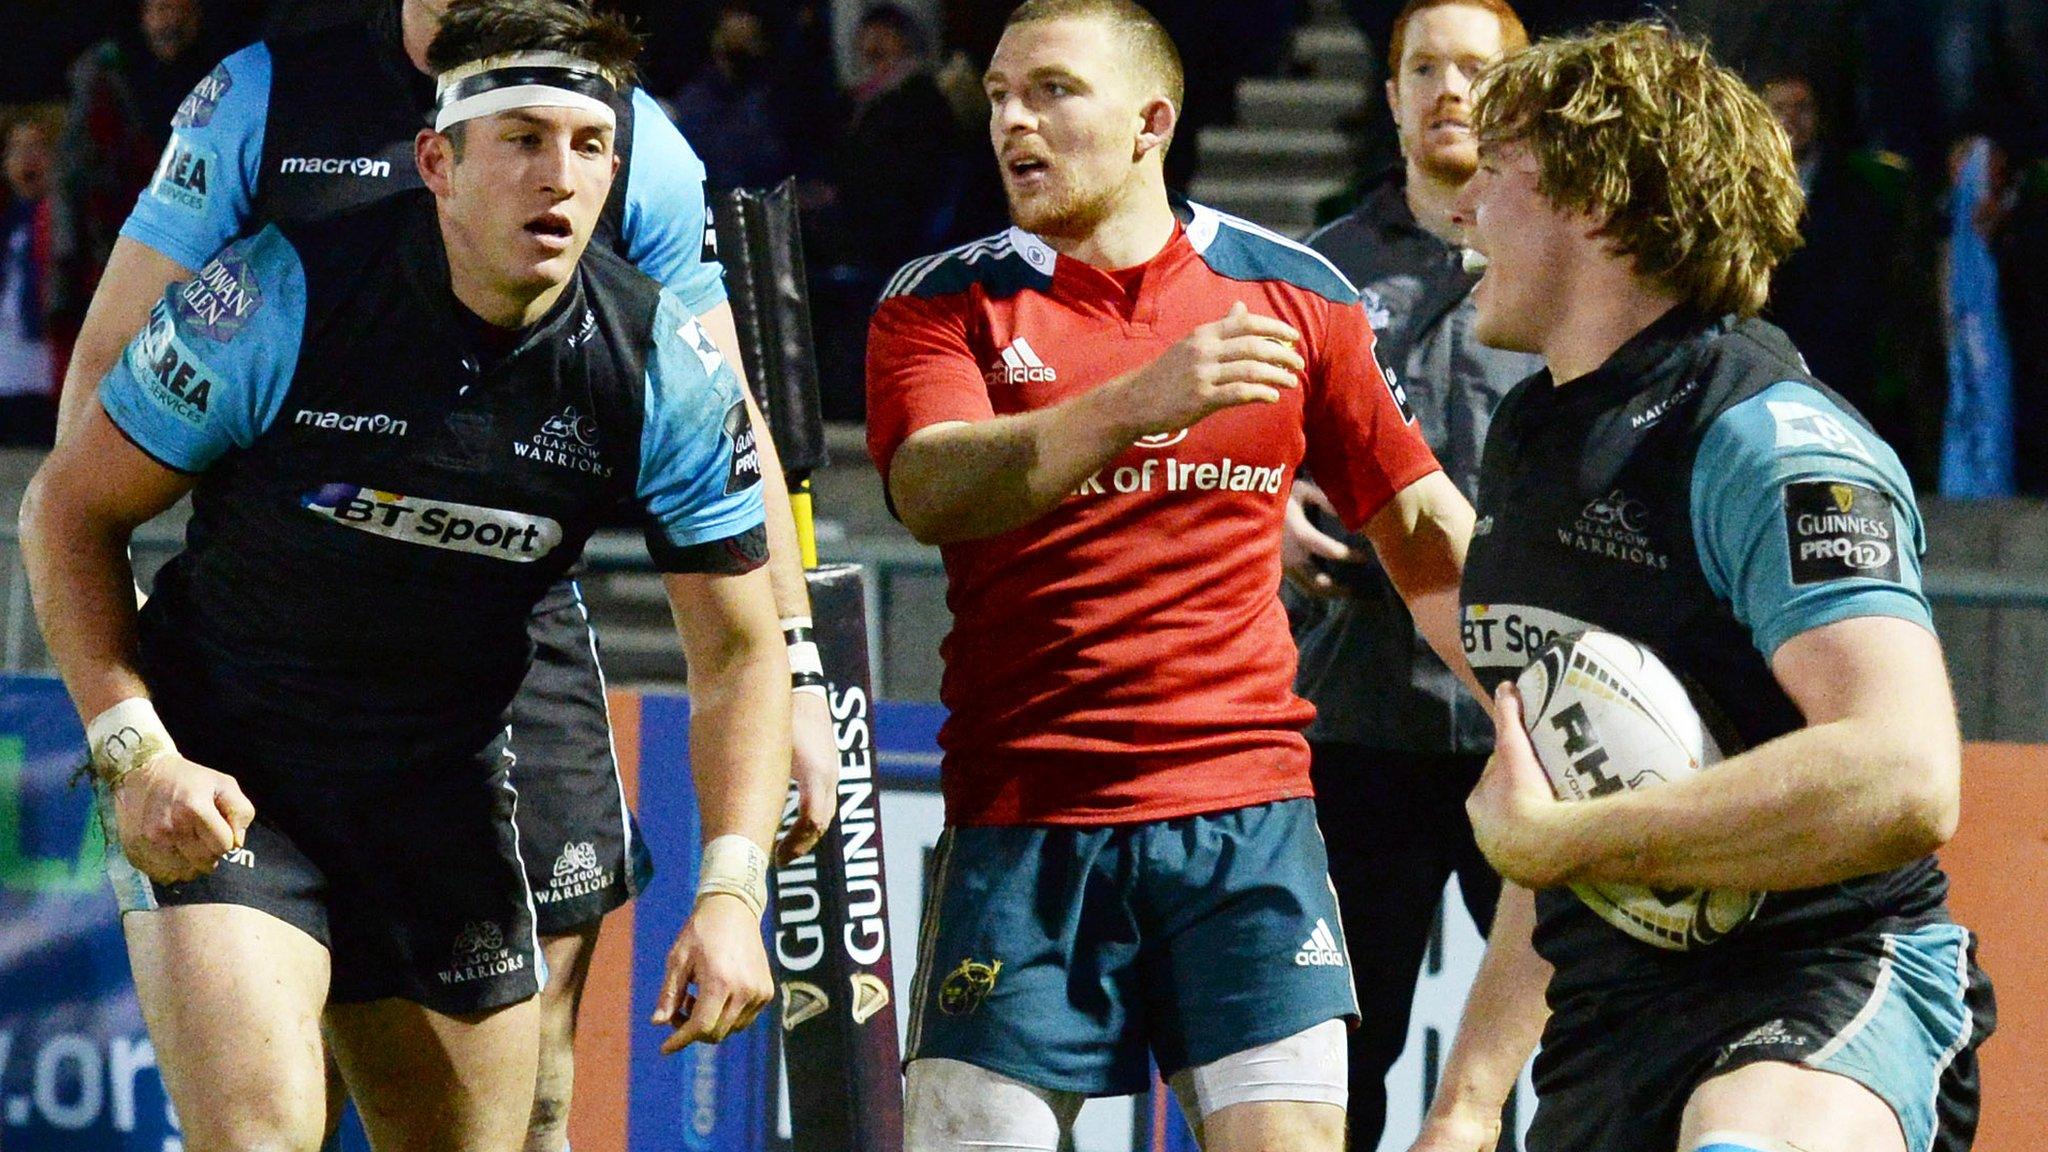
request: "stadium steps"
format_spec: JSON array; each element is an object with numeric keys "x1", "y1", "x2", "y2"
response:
[
  {"x1": 1186, "y1": 176, "x2": 1354, "y2": 236},
  {"x1": 1188, "y1": 10, "x2": 1370, "y2": 236},
  {"x1": 1195, "y1": 128, "x2": 1355, "y2": 181},
  {"x1": 1225, "y1": 78, "x2": 1365, "y2": 134},
  {"x1": 1294, "y1": 24, "x2": 1374, "y2": 79}
]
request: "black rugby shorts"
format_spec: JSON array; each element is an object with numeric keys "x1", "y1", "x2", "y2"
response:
[
  {"x1": 1527, "y1": 918, "x2": 1995, "y2": 1152},
  {"x1": 105, "y1": 736, "x2": 543, "y2": 1016},
  {"x1": 506, "y1": 583, "x2": 653, "y2": 936}
]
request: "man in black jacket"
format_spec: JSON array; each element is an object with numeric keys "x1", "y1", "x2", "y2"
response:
[
  {"x1": 1760, "y1": 69, "x2": 1922, "y2": 466},
  {"x1": 1284, "y1": 0, "x2": 1534, "y2": 1144}
]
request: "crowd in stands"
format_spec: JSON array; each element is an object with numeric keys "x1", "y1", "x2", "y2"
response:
[
  {"x1": 2, "y1": 0, "x2": 2044, "y2": 492},
  {"x1": 2, "y1": 0, "x2": 213, "y2": 446}
]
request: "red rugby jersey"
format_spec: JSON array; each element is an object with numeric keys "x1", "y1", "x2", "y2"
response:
[{"x1": 867, "y1": 204, "x2": 1441, "y2": 826}]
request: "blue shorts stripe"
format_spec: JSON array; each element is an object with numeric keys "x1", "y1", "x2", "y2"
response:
[
  {"x1": 1803, "y1": 923, "x2": 1973, "y2": 1152},
  {"x1": 1920, "y1": 930, "x2": 1978, "y2": 1152},
  {"x1": 1310, "y1": 821, "x2": 1361, "y2": 1018}
]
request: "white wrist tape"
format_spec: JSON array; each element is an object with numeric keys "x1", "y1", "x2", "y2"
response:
[
  {"x1": 782, "y1": 615, "x2": 828, "y2": 698},
  {"x1": 86, "y1": 698, "x2": 177, "y2": 789},
  {"x1": 696, "y1": 834, "x2": 769, "y2": 918}
]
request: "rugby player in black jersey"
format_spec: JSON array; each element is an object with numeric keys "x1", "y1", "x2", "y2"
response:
[
  {"x1": 19, "y1": 12, "x2": 789, "y2": 1149},
  {"x1": 1408, "y1": 24, "x2": 1995, "y2": 1152},
  {"x1": 50, "y1": 4, "x2": 841, "y2": 1146}
]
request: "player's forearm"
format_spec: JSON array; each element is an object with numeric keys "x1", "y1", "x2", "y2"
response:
[
  {"x1": 746, "y1": 393, "x2": 814, "y2": 615},
  {"x1": 1424, "y1": 883, "x2": 1549, "y2": 1128},
  {"x1": 686, "y1": 665, "x2": 791, "y2": 849},
  {"x1": 17, "y1": 467, "x2": 152, "y2": 722},
  {"x1": 1364, "y1": 471, "x2": 1487, "y2": 705},
  {"x1": 668, "y1": 570, "x2": 793, "y2": 847},
  {"x1": 888, "y1": 383, "x2": 1142, "y2": 544},
  {"x1": 1547, "y1": 714, "x2": 1957, "y2": 892}
]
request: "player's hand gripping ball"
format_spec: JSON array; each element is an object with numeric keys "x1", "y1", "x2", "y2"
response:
[{"x1": 1514, "y1": 630, "x2": 1764, "y2": 950}]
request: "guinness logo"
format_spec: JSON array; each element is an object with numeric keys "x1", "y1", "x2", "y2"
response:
[
  {"x1": 781, "y1": 981, "x2": 829, "y2": 1031},
  {"x1": 1830, "y1": 483, "x2": 1856, "y2": 514},
  {"x1": 850, "y1": 973, "x2": 891, "y2": 1024}
]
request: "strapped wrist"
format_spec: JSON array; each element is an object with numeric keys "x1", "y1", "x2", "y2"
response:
[
  {"x1": 86, "y1": 698, "x2": 177, "y2": 791},
  {"x1": 782, "y1": 615, "x2": 827, "y2": 696},
  {"x1": 696, "y1": 834, "x2": 769, "y2": 919}
]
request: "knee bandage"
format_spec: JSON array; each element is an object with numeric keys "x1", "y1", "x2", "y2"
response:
[
  {"x1": 1166, "y1": 1018, "x2": 1348, "y2": 1121},
  {"x1": 903, "y1": 1058, "x2": 1082, "y2": 1152}
]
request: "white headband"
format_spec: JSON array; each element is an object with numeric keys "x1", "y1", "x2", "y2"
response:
[{"x1": 433, "y1": 50, "x2": 617, "y2": 134}]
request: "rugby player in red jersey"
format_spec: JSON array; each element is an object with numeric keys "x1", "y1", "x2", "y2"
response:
[{"x1": 865, "y1": 2, "x2": 1482, "y2": 1148}]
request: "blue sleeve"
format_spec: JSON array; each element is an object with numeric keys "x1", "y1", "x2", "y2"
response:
[
  {"x1": 620, "y1": 88, "x2": 727, "y2": 312},
  {"x1": 638, "y1": 290, "x2": 764, "y2": 565},
  {"x1": 98, "y1": 226, "x2": 305, "y2": 473},
  {"x1": 119, "y1": 43, "x2": 271, "y2": 272},
  {"x1": 1691, "y1": 381, "x2": 1933, "y2": 659}
]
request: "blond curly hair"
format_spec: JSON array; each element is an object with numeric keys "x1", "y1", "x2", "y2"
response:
[{"x1": 1471, "y1": 22, "x2": 1803, "y2": 317}]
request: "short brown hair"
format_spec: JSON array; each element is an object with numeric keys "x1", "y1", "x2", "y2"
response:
[
  {"x1": 1004, "y1": 0, "x2": 1185, "y2": 113},
  {"x1": 428, "y1": 0, "x2": 643, "y2": 86},
  {"x1": 1386, "y1": 0, "x2": 1529, "y2": 78},
  {"x1": 1471, "y1": 22, "x2": 1803, "y2": 317}
]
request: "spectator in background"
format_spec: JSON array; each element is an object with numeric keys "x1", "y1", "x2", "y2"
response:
[
  {"x1": 835, "y1": 4, "x2": 962, "y2": 271},
  {"x1": 49, "y1": 0, "x2": 210, "y2": 351},
  {"x1": 1674, "y1": 0, "x2": 1858, "y2": 134},
  {"x1": 1761, "y1": 69, "x2": 1934, "y2": 475},
  {"x1": 1762, "y1": 74, "x2": 1901, "y2": 436},
  {"x1": 1938, "y1": 135, "x2": 2023, "y2": 496},
  {"x1": 810, "y1": 3, "x2": 961, "y2": 420},
  {"x1": 1, "y1": 117, "x2": 57, "y2": 446},
  {"x1": 672, "y1": 3, "x2": 797, "y2": 190}
]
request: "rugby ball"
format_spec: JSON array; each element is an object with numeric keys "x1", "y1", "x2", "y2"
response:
[{"x1": 1514, "y1": 630, "x2": 1763, "y2": 951}]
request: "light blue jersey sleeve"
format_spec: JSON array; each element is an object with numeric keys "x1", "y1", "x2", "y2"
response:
[
  {"x1": 1691, "y1": 381, "x2": 1933, "y2": 660},
  {"x1": 98, "y1": 226, "x2": 305, "y2": 473},
  {"x1": 119, "y1": 43, "x2": 272, "y2": 273},
  {"x1": 638, "y1": 290, "x2": 764, "y2": 567},
  {"x1": 620, "y1": 88, "x2": 727, "y2": 313}
]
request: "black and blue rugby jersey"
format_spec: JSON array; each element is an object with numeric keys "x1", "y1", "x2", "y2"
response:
[
  {"x1": 1461, "y1": 307, "x2": 1953, "y2": 997},
  {"x1": 103, "y1": 192, "x2": 763, "y2": 772}
]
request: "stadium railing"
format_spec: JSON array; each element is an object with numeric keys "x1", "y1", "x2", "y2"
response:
[{"x1": 2, "y1": 525, "x2": 2043, "y2": 735}]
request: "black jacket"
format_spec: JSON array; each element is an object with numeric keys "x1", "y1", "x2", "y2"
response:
[{"x1": 1290, "y1": 174, "x2": 1539, "y2": 752}]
